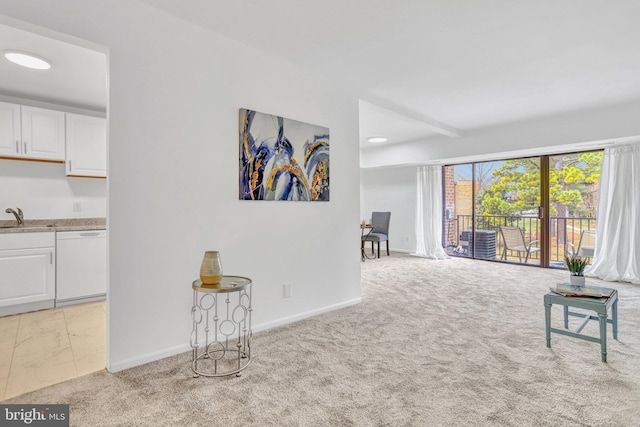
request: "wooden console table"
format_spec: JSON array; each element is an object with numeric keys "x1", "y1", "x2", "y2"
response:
[{"x1": 544, "y1": 286, "x2": 618, "y2": 362}]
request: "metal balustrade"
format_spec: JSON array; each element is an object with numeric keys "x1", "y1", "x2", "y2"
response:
[{"x1": 444, "y1": 215, "x2": 597, "y2": 265}]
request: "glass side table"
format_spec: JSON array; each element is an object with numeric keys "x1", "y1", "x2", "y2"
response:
[
  {"x1": 361, "y1": 224, "x2": 375, "y2": 261},
  {"x1": 190, "y1": 276, "x2": 252, "y2": 377}
]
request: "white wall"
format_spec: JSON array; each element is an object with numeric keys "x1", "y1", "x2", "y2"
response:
[
  {"x1": 361, "y1": 100, "x2": 640, "y2": 169},
  {"x1": 0, "y1": 96, "x2": 107, "y2": 220},
  {"x1": 360, "y1": 100, "x2": 640, "y2": 256},
  {"x1": 0, "y1": 0, "x2": 362, "y2": 372},
  {"x1": 360, "y1": 166, "x2": 416, "y2": 253},
  {"x1": 0, "y1": 159, "x2": 106, "y2": 219}
]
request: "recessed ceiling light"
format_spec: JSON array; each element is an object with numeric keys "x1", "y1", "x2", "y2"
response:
[
  {"x1": 367, "y1": 136, "x2": 388, "y2": 143},
  {"x1": 4, "y1": 50, "x2": 51, "y2": 70}
]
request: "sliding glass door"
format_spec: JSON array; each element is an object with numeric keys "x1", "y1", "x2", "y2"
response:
[
  {"x1": 548, "y1": 151, "x2": 602, "y2": 267},
  {"x1": 443, "y1": 164, "x2": 474, "y2": 257},
  {"x1": 443, "y1": 150, "x2": 601, "y2": 269}
]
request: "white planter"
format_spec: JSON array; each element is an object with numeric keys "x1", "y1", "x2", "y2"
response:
[{"x1": 569, "y1": 275, "x2": 585, "y2": 287}]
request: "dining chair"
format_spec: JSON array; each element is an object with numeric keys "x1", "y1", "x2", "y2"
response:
[
  {"x1": 363, "y1": 212, "x2": 391, "y2": 258},
  {"x1": 499, "y1": 226, "x2": 540, "y2": 263}
]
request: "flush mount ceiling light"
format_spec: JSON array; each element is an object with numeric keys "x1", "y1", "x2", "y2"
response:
[
  {"x1": 367, "y1": 136, "x2": 388, "y2": 143},
  {"x1": 4, "y1": 50, "x2": 51, "y2": 70}
]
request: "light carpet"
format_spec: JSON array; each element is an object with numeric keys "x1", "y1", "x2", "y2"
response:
[{"x1": 4, "y1": 253, "x2": 640, "y2": 426}]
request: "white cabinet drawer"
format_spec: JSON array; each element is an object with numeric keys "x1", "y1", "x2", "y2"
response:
[{"x1": 0, "y1": 232, "x2": 55, "y2": 251}]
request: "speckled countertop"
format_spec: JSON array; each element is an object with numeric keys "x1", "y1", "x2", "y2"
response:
[{"x1": 0, "y1": 217, "x2": 106, "y2": 233}]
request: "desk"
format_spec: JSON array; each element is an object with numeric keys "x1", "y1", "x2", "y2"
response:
[
  {"x1": 361, "y1": 224, "x2": 374, "y2": 261},
  {"x1": 191, "y1": 276, "x2": 252, "y2": 377},
  {"x1": 544, "y1": 286, "x2": 618, "y2": 362}
]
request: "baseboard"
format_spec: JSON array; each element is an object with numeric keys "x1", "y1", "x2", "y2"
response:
[
  {"x1": 107, "y1": 342, "x2": 191, "y2": 373},
  {"x1": 391, "y1": 248, "x2": 413, "y2": 254},
  {"x1": 252, "y1": 297, "x2": 362, "y2": 333},
  {"x1": 0, "y1": 300, "x2": 55, "y2": 317},
  {"x1": 106, "y1": 297, "x2": 363, "y2": 373},
  {"x1": 56, "y1": 294, "x2": 106, "y2": 307}
]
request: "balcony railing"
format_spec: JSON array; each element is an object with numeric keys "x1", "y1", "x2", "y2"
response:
[{"x1": 444, "y1": 215, "x2": 596, "y2": 265}]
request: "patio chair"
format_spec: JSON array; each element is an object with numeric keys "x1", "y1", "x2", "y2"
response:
[
  {"x1": 363, "y1": 211, "x2": 391, "y2": 258},
  {"x1": 567, "y1": 230, "x2": 596, "y2": 260},
  {"x1": 499, "y1": 226, "x2": 540, "y2": 263}
]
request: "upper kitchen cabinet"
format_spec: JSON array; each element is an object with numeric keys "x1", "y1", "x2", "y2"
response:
[
  {"x1": 0, "y1": 102, "x2": 66, "y2": 162},
  {"x1": 0, "y1": 102, "x2": 21, "y2": 157},
  {"x1": 65, "y1": 113, "x2": 107, "y2": 178},
  {"x1": 22, "y1": 106, "x2": 65, "y2": 161}
]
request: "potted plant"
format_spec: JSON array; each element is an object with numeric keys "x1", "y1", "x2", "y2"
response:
[{"x1": 565, "y1": 254, "x2": 588, "y2": 286}]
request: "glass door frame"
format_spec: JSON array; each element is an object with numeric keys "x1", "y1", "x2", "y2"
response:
[
  {"x1": 444, "y1": 150, "x2": 602, "y2": 268},
  {"x1": 540, "y1": 156, "x2": 550, "y2": 268}
]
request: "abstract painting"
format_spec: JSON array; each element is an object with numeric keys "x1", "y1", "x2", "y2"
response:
[{"x1": 239, "y1": 108, "x2": 330, "y2": 201}]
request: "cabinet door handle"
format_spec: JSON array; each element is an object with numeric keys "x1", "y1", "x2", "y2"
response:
[
  {"x1": 79, "y1": 232, "x2": 102, "y2": 237},
  {"x1": 68, "y1": 160, "x2": 72, "y2": 173},
  {"x1": 16, "y1": 141, "x2": 19, "y2": 153},
  {"x1": 23, "y1": 141, "x2": 27, "y2": 153}
]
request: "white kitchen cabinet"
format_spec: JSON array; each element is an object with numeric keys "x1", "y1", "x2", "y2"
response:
[
  {"x1": 0, "y1": 232, "x2": 56, "y2": 316},
  {"x1": 21, "y1": 105, "x2": 66, "y2": 161},
  {"x1": 0, "y1": 101, "x2": 21, "y2": 157},
  {"x1": 0, "y1": 102, "x2": 65, "y2": 162},
  {"x1": 56, "y1": 230, "x2": 107, "y2": 306},
  {"x1": 65, "y1": 113, "x2": 107, "y2": 177}
]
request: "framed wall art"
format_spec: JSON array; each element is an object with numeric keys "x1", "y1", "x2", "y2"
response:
[{"x1": 239, "y1": 108, "x2": 330, "y2": 201}]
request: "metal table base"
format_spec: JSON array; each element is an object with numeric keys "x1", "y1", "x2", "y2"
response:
[{"x1": 191, "y1": 276, "x2": 252, "y2": 377}]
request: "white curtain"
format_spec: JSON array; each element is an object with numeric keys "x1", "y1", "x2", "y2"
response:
[
  {"x1": 586, "y1": 143, "x2": 640, "y2": 284},
  {"x1": 414, "y1": 165, "x2": 449, "y2": 259}
]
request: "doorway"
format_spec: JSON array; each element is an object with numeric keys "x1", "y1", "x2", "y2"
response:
[
  {"x1": 0, "y1": 18, "x2": 109, "y2": 399},
  {"x1": 443, "y1": 150, "x2": 602, "y2": 268}
]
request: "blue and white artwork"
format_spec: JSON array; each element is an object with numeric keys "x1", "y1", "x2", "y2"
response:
[{"x1": 239, "y1": 109, "x2": 330, "y2": 201}]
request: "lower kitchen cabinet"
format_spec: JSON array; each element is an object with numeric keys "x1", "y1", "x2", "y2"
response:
[
  {"x1": 0, "y1": 232, "x2": 56, "y2": 316},
  {"x1": 56, "y1": 230, "x2": 107, "y2": 306}
]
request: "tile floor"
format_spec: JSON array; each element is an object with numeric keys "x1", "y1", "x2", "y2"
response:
[{"x1": 0, "y1": 301, "x2": 106, "y2": 401}]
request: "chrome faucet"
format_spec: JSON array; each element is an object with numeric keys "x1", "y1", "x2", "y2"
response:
[{"x1": 5, "y1": 208, "x2": 24, "y2": 226}]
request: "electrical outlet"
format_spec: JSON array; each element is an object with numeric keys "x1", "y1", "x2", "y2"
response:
[
  {"x1": 283, "y1": 284, "x2": 292, "y2": 298},
  {"x1": 73, "y1": 202, "x2": 82, "y2": 212}
]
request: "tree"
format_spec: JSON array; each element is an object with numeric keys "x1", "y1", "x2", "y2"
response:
[
  {"x1": 479, "y1": 157, "x2": 540, "y2": 217},
  {"x1": 478, "y1": 151, "x2": 602, "y2": 218}
]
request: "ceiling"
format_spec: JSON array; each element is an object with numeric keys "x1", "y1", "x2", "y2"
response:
[
  {"x1": 139, "y1": 0, "x2": 640, "y2": 149},
  {"x1": 0, "y1": 22, "x2": 106, "y2": 112},
  {"x1": 3, "y1": 1, "x2": 640, "y2": 149}
]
